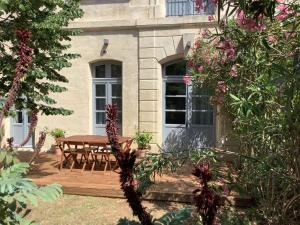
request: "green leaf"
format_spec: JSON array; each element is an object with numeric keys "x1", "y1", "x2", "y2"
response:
[{"x1": 229, "y1": 94, "x2": 241, "y2": 101}]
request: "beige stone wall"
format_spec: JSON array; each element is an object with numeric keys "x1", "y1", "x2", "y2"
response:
[
  {"x1": 1, "y1": 1, "x2": 237, "y2": 152},
  {"x1": 78, "y1": 0, "x2": 164, "y2": 22},
  {"x1": 35, "y1": 29, "x2": 139, "y2": 150}
]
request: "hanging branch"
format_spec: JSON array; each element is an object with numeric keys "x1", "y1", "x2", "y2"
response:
[
  {"x1": 28, "y1": 131, "x2": 46, "y2": 166},
  {"x1": 106, "y1": 104, "x2": 153, "y2": 225},
  {"x1": 20, "y1": 109, "x2": 38, "y2": 147},
  {"x1": 0, "y1": 29, "x2": 33, "y2": 127}
]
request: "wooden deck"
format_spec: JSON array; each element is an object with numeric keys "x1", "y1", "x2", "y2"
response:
[
  {"x1": 18, "y1": 152, "x2": 252, "y2": 206},
  {"x1": 18, "y1": 152, "x2": 198, "y2": 202}
]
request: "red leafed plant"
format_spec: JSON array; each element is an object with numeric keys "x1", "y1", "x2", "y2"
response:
[
  {"x1": 106, "y1": 104, "x2": 153, "y2": 225},
  {"x1": 0, "y1": 29, "x2": 33, "y2": 127},
  {"x1": 193, "y1": 162, "x2": 221, "y2": 225}
]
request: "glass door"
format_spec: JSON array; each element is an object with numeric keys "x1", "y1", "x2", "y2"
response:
[
  {"x1": 11, "y1": 110, "x2": 33, "y2": 147},
  {"x1": 92, "y1": 61, "x2": 122, "y2": 135},
  {"x1": 162, "y1": 60, "x2": 215, "y2": 151}
]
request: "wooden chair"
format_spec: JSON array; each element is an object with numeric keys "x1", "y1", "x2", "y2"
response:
[
  {"x1": 64, "y1": 141, "x2": 91, "y2": 172},
  {"x1": 89, "y1": 144, "x2": 112, "y2": 172},
  {"x1": 112, "y1": 138, "x2": 134, "y2": 171},
  {"x1": 58, "y1": 141, "x2": 72, "y2": 170}
]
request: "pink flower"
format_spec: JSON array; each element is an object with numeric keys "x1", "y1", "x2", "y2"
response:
[
  {"x1": 226, "y1": 48, "x2": 236, "y2": 61},
  {"x1": 198, "y1": 76, "x2": 205, "y2": 82},
  {"x1": 236, "y1": 10, "x2": 266, "y2": 32},
  {"x1": 216, "y1": 81, "x2": 228, "y2": 93},
  {"x1": 275, "y1": 4, "x2": 292, "y2": 21},
  {"x1": 195, "y1": 0, "x2": 203, "y2": 11},
  {"x1": 183, "y1": 74, "x2": 192, "y2": 85},
  {"x1": 218, "y1": 39, "x2": 236, "y2": 61},
  {"x1": 230, "y1": 64, "x2": 238, "y2": 77},
  {"x1": 276, "y1": 14, "x2": 287, "y2": 21},
  {"x1": 198, "y1": 65, "x2": 204, "y2": 73},
  {"x1": 267, "y1": 35, "x2": 276, "y2": 43},
  {"x1": 208, "y1": 15, "x2": 215, "y2": 22},
  {"x1": 188, "y1": 60, "x2": 194, "y2": 68},
  {"x1": 194, "y1": 41, "x2": 200, "y2": 49},
  {"x1": 201, "y1": 29, "x2": 210, "y2": 38}
]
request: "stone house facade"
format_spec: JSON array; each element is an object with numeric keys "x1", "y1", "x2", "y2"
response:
[{"x1": 4, "y1": 0, "x2": 234, "y2": 151}]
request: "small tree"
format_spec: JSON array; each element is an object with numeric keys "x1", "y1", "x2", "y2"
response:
[
  {"x1": 0, "y1": 0, "x2": 83, "y2": 134},
  {"x1": 0, "y1": 1, "x2": 83, "y2": 224}
]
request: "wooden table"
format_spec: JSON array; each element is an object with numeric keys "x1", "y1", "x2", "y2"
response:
[
  {"x1": 57, "y1": 135, "x2": 131, "y2": 146},
  {"x1": 57, "y1": 135, "x2": 132, "y2": 171}
]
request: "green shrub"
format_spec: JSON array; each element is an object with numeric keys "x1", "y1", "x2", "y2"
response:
[
  {"x1": 50, "y1": 128, "x2": 66, "y2": 139},
  {"x1": 134, "y1": 132, "x2": 152, "y2": 149}
]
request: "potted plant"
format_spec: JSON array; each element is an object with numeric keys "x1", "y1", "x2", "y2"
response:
[
  {"x1": 49, "y1": 128, "x2": 66, "y2": 155},
  {"x1": 134, "y1": 131, "x2": 152, "y2": 158}
]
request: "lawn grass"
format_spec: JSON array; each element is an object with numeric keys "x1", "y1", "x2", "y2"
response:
[{"x1": 28, "y1": 195, "x2": 187, "y2": 225}]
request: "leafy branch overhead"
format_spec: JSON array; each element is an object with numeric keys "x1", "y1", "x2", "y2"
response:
[{"x1": 0, "y1": 0, "x2": 83, "y2": 116}]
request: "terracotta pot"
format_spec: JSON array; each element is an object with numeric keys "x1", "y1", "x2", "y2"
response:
[
  {"x1": 54, "y1": 138, "x2": 63, "y2": 156},
  {"x1": 55, "y1": 145, "x2": 61, "y2": 156},
  {"x1": 137, "y1": 145, "x2": 151, "y2": 158}
]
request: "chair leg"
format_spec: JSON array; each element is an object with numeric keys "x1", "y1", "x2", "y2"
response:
[
  {"x1": 82, "y1": 162, "x2": 87, "y2": 172},
  {"x1": 91, "y1": 154, "x2": 97, "y2": 173},
  {"x1": 82, "y1": 154, "x2": 87, "y2": 172},
  {"x1": 91, "y1": 161, "x2": 96, "y2": 173},
  {"x1": 104, "y1": 161, "x2": 108, "y2": 171},
  {"x1": 60, "y1": 153, "x2": 64, "y2": 171},
  {"x1": 100, "y1": 155, "x2": 104, "y2": 165},
  {"x1": 107, "y1": 155, "x2": 112, "y2": 171},
  {"x1": 79, "y1": 154, "x2": 84, "y2": 165},
  {"x1": 70, "y1": 158, "x2": 75, "y2": 172}
]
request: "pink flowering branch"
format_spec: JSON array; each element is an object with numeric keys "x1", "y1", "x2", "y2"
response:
[{"x1": 0, "y1": 29, "x2": 33, "y2": 128}]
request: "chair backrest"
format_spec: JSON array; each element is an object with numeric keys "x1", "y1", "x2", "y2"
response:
[
  {"x1": 83, "y1": 142, "x2": 104, "y2": 154},
  {"x1": 64, "y1": 141, "x2": 85, "y2": 152},
  {"x1": 123, "y1": 139, "x2": 134, "y2": 153}
]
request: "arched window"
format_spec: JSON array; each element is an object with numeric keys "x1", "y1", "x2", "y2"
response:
[
  {"x1": 162, "y1": 60, "x2": 215, "y2": 149},
  {"x1": 92, "y1": 61, "x2": 122, "y2": 135}
]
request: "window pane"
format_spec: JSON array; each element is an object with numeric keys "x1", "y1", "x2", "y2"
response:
[
  {"x1": 166, "y1": 97, "x2": 186, "y2": 110},
  {"x1": 96, "y1": 99, "x2": 106, "y2": 110},
  {"x1": 96, "y1": 112, "x2": 106, "y2": 125},
  {"x1": 192, "y1": 97, "x2": 213, "y2": 110},
  {"x1": 111, "y1": 64, "x2": 122, "y2": 78},
  {"x1": 112, "y1": 84, "x2": 122, "y2": 97},
  {"x1": 117, "y1": 112, "x2": 122, "y2": 124},
  {"x1": 27, "y1": 113, "x2": 31, "y2": 123},
  {"x1": 165, "y1": 61, "x2": 186, "y2": 76},
  {"x1": 193, "y1": 87, "x2": 213, "y2": 96},
  {"x1": 166, "y1": 83, "x2": 186, "y2": 95},
  {"x1": 166, "y1": 111, "x2": 185, "y2": 124},
  {"x1": 192, "y1": 112, "x2": 213, "y2": 125},
  {"x1": 112, "y1": 98, "x2": 122, "y2": 110},
  {"x1": 95, "y1": 85, "x2": 105, "y2": 97},
  {"x1": 15, "y1": 111, "x2": 23, "y2": 123},
  {"x1": 95, "y1": 65, "x2": 105, "y2": 78}
]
